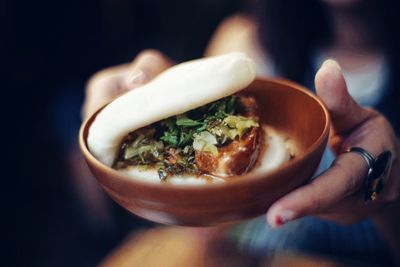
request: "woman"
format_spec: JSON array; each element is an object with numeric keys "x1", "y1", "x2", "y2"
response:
[{"x1": 83, "y1": 0, "x2": 400, "y2": 264}]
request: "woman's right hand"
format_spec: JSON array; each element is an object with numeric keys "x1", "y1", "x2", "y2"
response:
[{"x1": 82, "y1": 49, "x2": 174, "y2": 120}]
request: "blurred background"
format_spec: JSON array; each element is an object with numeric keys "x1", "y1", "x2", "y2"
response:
[
  {"x1": 5, "y1": 0, "x2": 400, "y2": 266},
  {"x1": 4, "y1": 0, "x2": 246, "y2": 266}
]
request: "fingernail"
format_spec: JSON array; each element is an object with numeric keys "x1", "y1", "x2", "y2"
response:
[
  {"x1": 125, "y1": 69, "x2": 146, "y2": 87},
  {"x1": 272, "y1": 210, "x2": 295, "y2": 228},
  {"x1": 324, "y1": 59, "x2": 342, "y2": 71}
]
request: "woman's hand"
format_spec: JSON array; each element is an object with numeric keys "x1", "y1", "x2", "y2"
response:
[
  {"x1": 82, "y1": 50, "x2": 173, "y2": 119},
  {"x1": 266, "y1": 59, "x2": 400, "y2": 227},
  {"x1": 73, "y1": 50, "x2": 173, "y2": 230}
]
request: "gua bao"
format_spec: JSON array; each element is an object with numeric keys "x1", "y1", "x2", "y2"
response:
[{"x1": 87, "y1": 53, "x2": 291, "y2": 184}]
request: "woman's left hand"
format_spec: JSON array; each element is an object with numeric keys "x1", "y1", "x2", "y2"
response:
[{"x1": 266, "y1": 59, "x2": 400, "y2": 227}]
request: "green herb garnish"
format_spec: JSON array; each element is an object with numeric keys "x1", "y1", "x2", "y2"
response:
[{"x1": 113, "y1": 95, "x2": 259, "y2": 180}]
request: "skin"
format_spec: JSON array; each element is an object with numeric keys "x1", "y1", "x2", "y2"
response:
[
  {"x1": 82, "y1": 18, "x2": 400, "y2": 259},
  {"x1": 204, "y1": 11, "x2": 400, "y2": 257},
  {"x1": 82, "y1": 49, "x2": 174, "y2": 119}
]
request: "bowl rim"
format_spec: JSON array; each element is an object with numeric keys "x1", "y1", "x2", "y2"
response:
[{"x1": 79, "y1": 77, "x2": 330, "y2": 192}]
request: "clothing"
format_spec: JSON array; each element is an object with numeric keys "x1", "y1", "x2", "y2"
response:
[
  {"x1": 228, "y1": 148, "x2": 394, "y2": 265},
  {"x1": 229, "y1": 216, "x2": 393, "y2": 265}
]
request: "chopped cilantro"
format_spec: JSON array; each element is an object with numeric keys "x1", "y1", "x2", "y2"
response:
[{"x1": 113, "y1": 95, "x2": 258, "y2": 180}]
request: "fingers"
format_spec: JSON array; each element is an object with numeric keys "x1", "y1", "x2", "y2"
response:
[
  {"x1": 265, "y1": 60, "x2": 400, "y2": 227},
  {"x1": 83, "y1": 64, "x2": 128, "y2": 119},
  {"x1": 83, "y1": 50, "x2": 174, "y2": 119},
  {"x1": 123, "y1": 49, "x2": 174, "y2": 89},
  {"x1": 266, "y1": 113, "x2": 398, "y2": 227},
  {"x1": 315, "y1": 59, "x2": 372, "y2": 135},
  {"x1": 266, "y1": 152, "x2": 367, "y2": 227}
]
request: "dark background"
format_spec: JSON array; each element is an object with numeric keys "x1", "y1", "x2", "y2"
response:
[{"x1": 4, "y1": 1, "x2": 246, "y2": 266}]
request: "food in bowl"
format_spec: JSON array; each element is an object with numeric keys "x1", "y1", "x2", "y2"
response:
[{"x1": 87, "y1": 53, "x2": 294, "y2": 184}]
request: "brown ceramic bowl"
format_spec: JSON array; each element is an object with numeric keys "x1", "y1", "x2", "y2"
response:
[{"x1": 79, "y1": 77, "x2": 330, "y2": 226}]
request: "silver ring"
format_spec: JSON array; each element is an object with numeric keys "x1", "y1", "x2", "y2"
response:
[
  {"x1": 345, "y1": 147, "x2": 375, "y2": 180},
  {"x1": 345, "y1": 147, "x2": 392, "y2": 202}
]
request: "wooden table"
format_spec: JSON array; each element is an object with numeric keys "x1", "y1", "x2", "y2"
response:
[{"x1": 100, "y1": 226, "x2": 360, "y2": 267}]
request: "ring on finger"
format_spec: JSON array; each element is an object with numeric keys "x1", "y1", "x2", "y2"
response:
[{"x1": 345, "y1": 147, "x2": 392, "y2": 202}]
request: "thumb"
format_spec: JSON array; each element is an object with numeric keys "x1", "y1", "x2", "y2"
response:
[
  {"x1": 265, "y1": 60, "x2": 374, "y2": 227},
  {"x1": 315, "y1": 59, "x2": 371, "y2": 135}
]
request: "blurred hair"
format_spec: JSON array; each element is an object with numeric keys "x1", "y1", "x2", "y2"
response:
[
  {"x1": 255, "y1": 0, "x2": 400, "y2": 82},
  {"x1": 255, "y1": 0, "x2": 332, "y2": 83},
  {"x1": 254, "y1": 0, "x2": 400, "y2": 131}
]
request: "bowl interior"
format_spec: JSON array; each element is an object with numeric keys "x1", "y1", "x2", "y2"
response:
[{"x1": 247, "y1": 79, "x2": 327, "y2": 154}]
